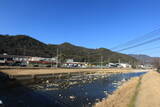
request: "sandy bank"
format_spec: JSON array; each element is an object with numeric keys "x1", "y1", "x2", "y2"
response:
[{"x1": 0, "y1": 68, "x2": 145, "y2": 76}]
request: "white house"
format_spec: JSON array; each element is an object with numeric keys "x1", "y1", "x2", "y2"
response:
[
  {"x1": 63, "y1": 59, "x2": 88, "y2": 68},
  {"x1": 118, "y1": 63, "x2": 132, "y2": 68},
  {"x1": 107, "y1": 63, "x2": 132, "y2": 68}
]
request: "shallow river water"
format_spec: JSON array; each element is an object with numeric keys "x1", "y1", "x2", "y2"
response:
[{"x1": 0, "y1": 71, "x2": 146, "y2": 107}]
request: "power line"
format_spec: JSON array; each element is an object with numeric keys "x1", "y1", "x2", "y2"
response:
[
  {"x1": 129, "y1": 45, "x2": 160, "y2": 55},
  {"x1": 111, "y1": 28, "x2": 160, "y2": 50},
  {"x1": 117, "y1": 37, "x2": 160, "y2": 52},
  {"x1": 128, "y1": 45, "x2": 160, "y2": 54}
]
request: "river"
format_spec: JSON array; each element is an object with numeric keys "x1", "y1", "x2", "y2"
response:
[{"x1": 0, "y1": 71, "x2": 146, "y2": 107}]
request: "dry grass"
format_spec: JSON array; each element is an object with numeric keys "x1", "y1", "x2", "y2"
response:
[
  {"x1": 135, "y1": 71, "x2": 160, "y2": 107},
  {"x1": 94, "y1": 77, "x2": 140, "y2": 107},
  {"x1": 128, "y1": 77, "x2": 142, "y2": 107},
  {"x1": 95, "y1": 71, "x2": 160, "y2": 107},
  {"x1": 0, "y1": 68, "x2": 137, "y2": 76}
]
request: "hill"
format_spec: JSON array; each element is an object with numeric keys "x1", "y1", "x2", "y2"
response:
[
  {"x1": 129, "y1": 54, "x2": 160, "y2": 67},
  {"x1": 0, "y1": 35, "x2": 137, "y2": 65},
  {"x1": 129, "y1": 54, "x2": 153, "y2": 64}
]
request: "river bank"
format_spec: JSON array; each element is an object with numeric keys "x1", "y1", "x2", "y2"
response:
[
  {"x1": 0, "y1": 68, "x2": 147, "y2": 80},
  {"x1": 0, "y1": 68, "x2": 145, "y2": 76},
  {"x1": 0, "y1": 70, "x2": 146, "y2": 107},
  {"x1": 135, "y1": 71, "x2": 160, "y2": 107},
  {"x1": 95, "y1": 70, "x2": 160, "y2": 107},
  {"x1": 94, "y1": 76, "x2": 141, "y2": 107}
]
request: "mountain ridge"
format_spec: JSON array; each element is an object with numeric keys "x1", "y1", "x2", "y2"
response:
[
  {"x1": 129, "y1": 54, "x2": 160, "y2": 65},
  {"x1": 0, "y1": 34, "x2": 137, "y2": 65}
]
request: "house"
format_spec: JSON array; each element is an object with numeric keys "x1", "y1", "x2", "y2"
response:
[
  {"x1": 106, "y1": 63, "x2": 132, "y2": 68},
  {"x1": 107, "y1": 63, "x2": 118, "y2": 68},
  {"x1": 63, "y1": 59, "x2": 88, "y2": 68},
  {"x1": 137, "y1": 64, "x2": 153, "y2": 69},
  {"x1": 118, "y1": 63, "x2": 132, "y2": 68},
  {"x1": 0, "y1": 54, "x2": 30, "y2": 66},
  {"x1": 28, "y1": 57, "x2": 57, "y2": 67},
  {"x1": 0, "y1": 58, "x2": 6, "y2": 65}
]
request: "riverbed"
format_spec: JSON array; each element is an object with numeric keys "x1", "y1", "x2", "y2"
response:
[{"x1": 0, "y1": 71, "x2": 146, "y2": 107}]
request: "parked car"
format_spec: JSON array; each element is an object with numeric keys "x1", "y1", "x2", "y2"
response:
[
  {"x1": 20, "y1": 62, "x2": 27, "y2": 67},
  {"x1": 33, "y1": 64, "x2": 39, "y2": 67}
]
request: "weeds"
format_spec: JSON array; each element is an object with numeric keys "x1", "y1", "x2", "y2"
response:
[{"x1": 128, "y1": 76, "x2": 142, "y2": 107}]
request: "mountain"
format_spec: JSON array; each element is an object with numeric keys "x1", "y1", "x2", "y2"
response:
[
  {"x1": 129, "y1": 54, "x2": 160, "y2": 65},
  {"x1": 0, "y1": 35, "x2": 137, "y2": 65}
]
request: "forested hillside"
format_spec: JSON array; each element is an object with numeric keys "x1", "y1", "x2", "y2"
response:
[{"x1": 0, "y1": 35, "x2": 137, "y2": 65}]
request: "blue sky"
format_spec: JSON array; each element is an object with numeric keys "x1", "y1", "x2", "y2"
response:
[{"x1": 0, "y1": 0, "x2": 160, "y2": 56}]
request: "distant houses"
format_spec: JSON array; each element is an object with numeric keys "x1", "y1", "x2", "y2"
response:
[
  {"x1": 62, "y1": 59, "x2": 88, "y2": 68},
  {"x1": 0, "y1": 54, "x2": 30, "y2": 66},
  {"x1": 0, "y1": 54, "x2": 55, "y2": 67},
  {"x1": 137, "y1": 64, "x2": 153, "y2": 69},
  {"x1": 106, "y1": 63, "x2": 132, "y2": 68},
  {"x1": 0, "y1": 54, "x2": 88, "y2": 68},
  {"x1": 0, "y1": 53, "x2": 153, "y2": 69},
  {"x1": 28, "y1": 57, "x2": 57, "y2": 67}
]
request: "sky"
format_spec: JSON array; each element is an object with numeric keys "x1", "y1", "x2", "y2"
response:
[{"x1": 0, "y1": 0, "x2": 160, "y2": 56}]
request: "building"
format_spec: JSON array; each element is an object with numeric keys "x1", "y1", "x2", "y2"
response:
[
  {"x1": 137, "y1": 64, "x2": 153, "y2": 69},
  {"x1": 28, "y1": 57, "x2": 57, "y2": 67},
  {"x1": 0, "y1": 53, "x2": 59, "y2": 67},
  {"x1": 107, "y1": 63, "x2": 132, "y2": 68},
  {"x1": 0, "y1": 54, "x2": 30, "y2": 66},
  {"x1": 63, "y1": 59, "x2": 88, "y2": 68},
  {"x1": 118, "y1": 63, "x2": 132, "y2": 68}
]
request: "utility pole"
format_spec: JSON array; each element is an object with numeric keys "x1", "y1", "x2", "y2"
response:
[
  {"x1": 108, "y1": 58, "x2": 110, "y2": 64},
  {"x1": 101, "y1": 56, "x2": 103, "y2": 69},
  {"x1": 51, "y1": 57, "x2": 52, "y2": 68},
  {"x1": 87, "y1": 52, "x2": 90, "y2": 68},
  {"x1": 51, "y1": 53, "x2": 53, "y2": 68},
  {"x1": 59, "y1": 49, "x2": 61, "y2": 67},
  {"x1": 23, "y1": 46, "x2": 26, "y2": 63},
  {"x1": 56, "y1": 48, "x2": 59, "y2": 68},
  {"x1": 118, "y1": 59, "x2": 121, "y2": 63},
  {"x1": 23, "y1": 45, "x2": 26, "y2": 56}
]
